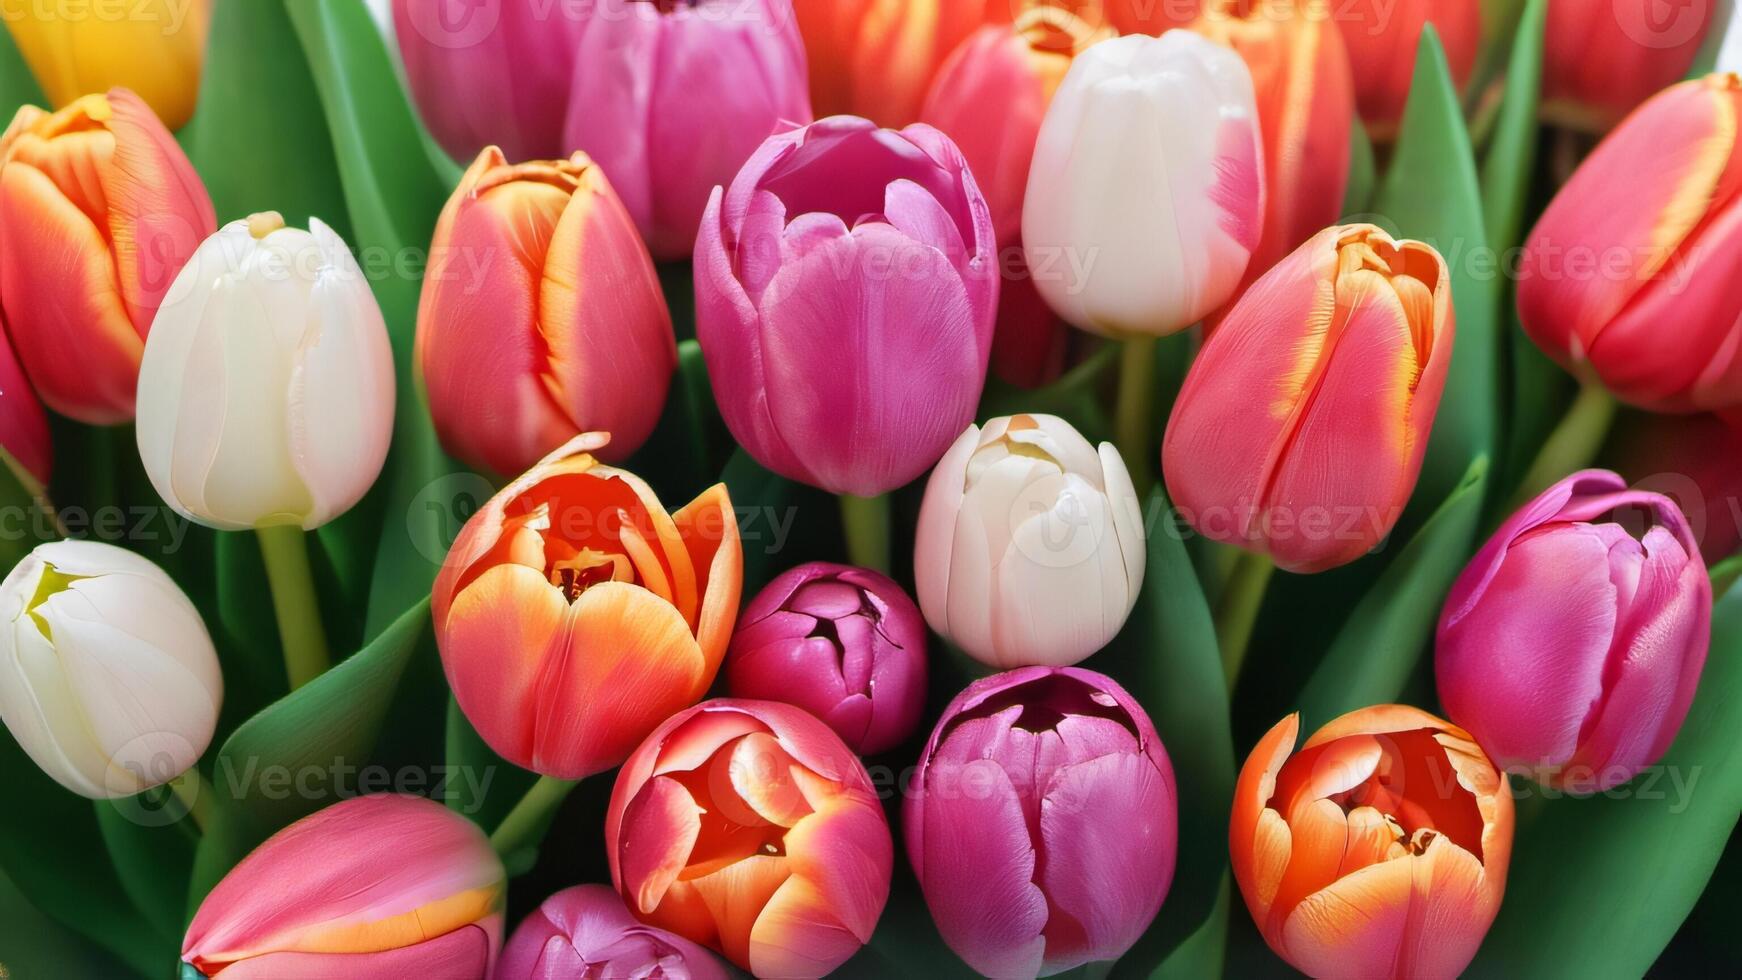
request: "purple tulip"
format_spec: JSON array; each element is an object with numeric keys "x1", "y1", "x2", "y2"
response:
[
  {"x1": 564, "y1": 0, "x2": 812, "y2": 259},
  {"x1": 1437, "y1": 470, "x2": 1711, "y2": 793},
  {"x1": 498, "y1": 884, "x2": 729, "y2": 980},
  {"x1": 695, "y1": 115, "x2": 999, "y2": 496},
  {"x1": 726, "y1": 561, "x2": 928, "y2": 755},
  {"x1": 905, "y1": 666, "x2": 1177, "y2": 978}
]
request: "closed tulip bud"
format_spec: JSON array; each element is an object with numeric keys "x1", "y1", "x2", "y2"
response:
[
  {"x1": 0, "y1": 88, "x2": 215, "y2": 424},
  {"x1": 915, "y1": 414, "x2": 1143, "y2": 668},
  {"x1": 135, "y1": 213, "x2": 395, "y2": 531},
  {"x1": 1519, "y1": 74, "x2": 1742, "y2": 411},
  {"x1": 1023, "y1": 31, "x2": 1264, "y2": 337},
  {"x1": 1164, "y1": 225, "x2": 1454, "y2": 572},
  {"x1": 564, "y1": 0, "x2": 813, "y2": 259},
  {"x1": 417, "y1": 148, "x2": 675, "y2": 478},
  {"x1": 1437, "y1": 471, "x2": 1710, "y2": 792},
  {"x1": 3, "y1": 0, "x2": 209, "y2": 130},
  {"x1": 500, "y1": 884, "x2": 730, "y2": 980},
  {"x1": 0, "y1": 333, "x2": 50, "y2": 491},
  {"x1": 0, "y1": 541, "x2": 220, "y2": 799},
  {"x1": 435, "y1": 433, "x2": 741, "y2": 779},
  {"x1": 607, "y1": 699, "x2": 893, "y2": 978},
  {"x1": 695, "y1": 116, "x2": 997, "y2": 496},
  {"x1": 1544, "y1": 0, "x2": 1712, "y2": 130},
  {"x1": 1231, "y1": 707, "x2": 1513, "y2": 980},
  {"x1": 183, "y1": 794, "x2": 505, "y2": 978},
  {"x1": 907, "y1": 666, "x2": 1176, "y2": 978},
  {"x1": 796, "y1": 0, "x2": 1003, "y2": 126},
  {"x1": 1337, "y1": 0, "x2": 1481, "y2": 138},
  {"x1": 726, "y1": 562, "x2": 928, "y2": 755}
]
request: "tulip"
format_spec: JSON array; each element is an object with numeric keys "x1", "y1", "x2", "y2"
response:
[
  {"x1": 135, "y1": 213, "x2": 395, "y2": 531},
  {"x1": 1611, "y1": 411, "x2": 1742, "y2": 564},
  {"x1": 434, "y1": 433, "x2": 741, "y2": 779},
  {"x1": 1163, "y1": 224, "x2": 1454, "y2": 573},
  {"x1": 563, "y1": 0, "x2": 813, "y2": 259},
  {"x1": 907, "y1": 666, "x2": 1176, "y2": 977},
  {"x1": 1518, "y1": 74, "x2": 1742, "y2": 412},
  {"x1": 915, "y1": 414, "x2": 1143, "y2": 668},
  {"x1": 1231, "y1": 706, "x2": 1513, "y2": 979},
  {"x1": 1337, "y1": 0, "x2": 1481, "y2": 138},
  {"x1": 1436, "y1": 470, "x2": 1710, "y2": 792},
  {"x1": 1022, "y1": 30, "x2": 1264, "y2": 337},
  {"x1": 0, "y1": 332, "x2": 50, "y2": 491},
  {"x1": 695, "y1": 116, "x2": 997, "y2": 496},
  {"x1": 3, "y1": 0, "x2": 209, "y2": 130},
  {"x1": 393, "y1": 0, "x2": 584, "y2": 162},
  {"x1": 500, "y1": 884, "x2": 730, "y2": 980},
  {"x1": 726, "y1": 562, "x2": 927, "y2": 755},
  {"x1": 0, "y1": 541, "x2": 219, "y2": 799},
  {"x1": 1543, "y1": 0, "x2": 1713, "y2": 131},
  {"x1": 183, "y1": 794, "x2": 505, "y2": 978},
  {"x1": 795, "y1": 0, "x2": 1004, "y2": 126},
  {"x1": 0, "y1": 88, "x2": 215, "y2": 424},
  {"x1": 417, "y1": 148, "x2": 675, "y2": 478},
  {"x1": 606, "y1": 698, "x2": 893, "y2": 977},
  {"x1": 1106, "y1": 0, "x2": 1201, "y2": 35}
]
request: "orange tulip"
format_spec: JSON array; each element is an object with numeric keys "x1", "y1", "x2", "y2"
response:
[
  {"x1": 1231, "y1": 706, "x2": 1514, "y2": 979},
  {"x1": 796, "y1": 0, "x2": 1009, "y2": 125},
  {"x1": 0, "y1": 88, "x2": 214, "y2": 424},
  {"x1": 432, "y1": 433, "x2": 742, "y2": 780},
  {"x1": 1337, "y1": 0, "x2": 1481, "y2": 139}
]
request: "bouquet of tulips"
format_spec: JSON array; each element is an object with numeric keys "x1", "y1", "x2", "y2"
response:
[{"x1": 1, "y1": 0, "x2": 1739, "y2": 977}]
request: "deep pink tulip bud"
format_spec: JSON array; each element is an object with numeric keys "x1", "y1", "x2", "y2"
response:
[
  {"x1": 499, "y1": 884, "x2": 730, "y2": 980},
  {"x1": 695, "y1": 116, "x2": 998, "y2": 495},
  {"x1": 726, "y1": 561, "x2": 927, "y2": 755},
  {"x1": 564, "y1": 0, "x2": 812, "y2": 259},
  {"x1": 906, "y1": 666, "x2": 1177, "y2": 978},
  {"x1": 1437, "y1": 470, "x2": 1711, "y2": 793}
]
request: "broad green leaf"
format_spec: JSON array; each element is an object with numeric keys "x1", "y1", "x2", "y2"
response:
[
  {"x1": 0, "y1": 866, "x2": 139, "y2": 979},
  {"x1": 0, "y1": 452, "x2": 52, "y2": 577},
  {"x1": 445, "y1": 697, "x2": 538, "y2": 832},
  {"x1": 0, "y1": 25, "x2": 45, "y2": 115},
  {"x1": 720, "y1": 448, "x2": 838, "y2": 596},
  {"x1": 95, "y1": 796, "x2": 198, "y2": 945},
  {"x1": 1478, "y1": 0, "x2": 1545, "y2": 255},
  {"x1": 1150, "y1": 877, "x2": 1230, "y2": 980},
  {"x1": 1341, "y1": 121, "x2": 1376, "y2": 218}
]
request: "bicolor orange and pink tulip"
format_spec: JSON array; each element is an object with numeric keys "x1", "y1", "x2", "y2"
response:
[
  {"x1": 796, "y1": 0, "x2": 1004, "y2": 126},
  {"x1": 1337, "y1": 0, "x2": 1481, "y2": 138}
]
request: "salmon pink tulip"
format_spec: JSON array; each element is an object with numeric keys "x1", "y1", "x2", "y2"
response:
[
  {"x1": 499, "y1": 884, "x2": 729, "y2": 980},
  {"x1": 1544, "y1": 0, "x2": 1713, "y2": 130},
  {"x1": 1337, "y1": 0, "x2": 1481, "y2": 138}
]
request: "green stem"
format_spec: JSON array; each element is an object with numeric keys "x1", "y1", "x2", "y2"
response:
[
  {"x1": 168, "y1": 767, "x2": 210, "y2": 833},
  {"x1": 1115, "y1": 335, "x2": 1159, "y2": 498},
  {"x1": 840, "y1": 493, "x2": 891, "y2": 574},
  {"x1": 490, "y1": 775, "x2": 579, "y2": 859},
  {"x1": 256, "y1": 524, "x2": 331, "y2": 690},
  {"x1": 1217, "y1": 549, "x2": 1274, "y2": 688},
  {"x1": 1511, "y1": 382, "x2": 1617, "y2": 510}
]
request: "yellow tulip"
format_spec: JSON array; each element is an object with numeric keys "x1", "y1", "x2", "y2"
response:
[{"x1": 4, "y1": 0, "x2": 210, "y2": 129}]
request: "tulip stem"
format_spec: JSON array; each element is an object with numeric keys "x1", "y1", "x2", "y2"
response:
[
  {"x1": 168, "y1": 767, "x2": 210, "y2": 833},
  {"x1": 841, "y1": 493, "x2": 891, "y2": 573},
  {"x1": 256, "y1": 524, "x2": 331, "y2": 690},
  {"x1": 1116, "y1": 335, "x2": 1159, "y2": 498},
  {"x1": 490, "y1": 775, "x2": 579, "y2": 863},
  {"x1": 1217, "y1": 550, "x2": 1274, "y2": 688},
  {"x1": 1511, "y1": 382, "x2": 1617, "y2": 510}
]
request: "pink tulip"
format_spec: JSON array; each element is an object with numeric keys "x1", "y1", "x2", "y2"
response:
[
  {"x1": 0, "y1": 330, "x2": 49, "y2": 489},
  {"x1": 1437, "y1": 470, "x2": 1711, "y2": 793},
  {"x1": 182, "y1": 795, "x2": 505, "y2": 978},
  {"x1": 726, "y1": 561, "x2": 928, "y2": 755},
  {"x1": 694, "y1": 115, "x2": 998, "y2": 495},
  {"x1": 607, "y1": 698, "x2": 893, "y2": 978},
  {"x1": 499, "y1": 884, "x2": 729, "y2": 980},
  {"x1": 564, "y1": 0, "x2": 812, "y2": 259},
  {"x1": 906, "y1": 666, "x2": 1177, "y2": 978}
]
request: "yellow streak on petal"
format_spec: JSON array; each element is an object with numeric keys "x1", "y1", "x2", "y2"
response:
[{"x1": 273, "y1": 885, "x2": 501, "y2": 956}]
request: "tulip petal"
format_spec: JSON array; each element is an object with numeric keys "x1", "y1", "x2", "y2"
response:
[
  {"x1": 440, "y1": 564, "x2": 569, "y2": 770},
  {"x1": 673, "y1": 483, "x2": 742, "y2": 669},
  {"x1": 1280, "y1": 849, "x2": 1410, "y2": 978},
  {"x1": 1232, "y1": 714, "x2": 1299, "y2": 923},
  {"x1": 207, "y1": 921, "x2": 494, "y2": 979},
  {"x1": 619, "y1": 775, "x2": 704, "y2": 916},
  {"x1": 687, "y1": 853, "x2": 791, "y2": 970}
]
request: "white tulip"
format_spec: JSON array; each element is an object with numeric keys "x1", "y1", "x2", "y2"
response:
[
  {"x1": 1023, "y1": 31, "x2": 1265, "y2": 337},
  {"x1": 136, "y1": 213, "x2": 396, "y2": 531},
  {"x1": 914, "y1": 414, "x2": 1145, "y2": 668},
  {"x1": 0, "y1": 541, "x2": 221, "y2": 799}
]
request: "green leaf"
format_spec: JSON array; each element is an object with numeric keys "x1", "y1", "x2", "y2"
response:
[
  {"x1": 1478, "y1": 0, "x2": 1545, "y2": 255},
  {"x1": 1342, "y1": 120, "x2": 1376, "y2": 218},
  {"x1": 0, "y1": 25, "x2": 45, "y2": 115},
  {"x1": 1294, "y1": 456, "x2": 1488, "y2": 733},
  {"x1": 0, "y1": 866, "x2": 140, "y2": 979},
  {"x1": 445, "y1": 697, "x2": 538, "y2": 832},
  {"x1": 1685, "y1": 0, "x2": 1735, "y2": 78},
  {"x1": 1150, "y1": 877, "x2": 1230, "y2": 980},
  {"x1": 95, "y1": 795, "x2": 198, "y2": 944},
  {"x1": 720, "y1": 448, "x2": 839, "y2": 596},
  {"x1": 626, "y1": 339, "x2": 731, "y2": 503},
  {"x1": 1470, "y1": 579, "x2": 1742, "y2": 976},
  {"x1": 0, "y1": 452, "x2": 52, "y2": 577}
]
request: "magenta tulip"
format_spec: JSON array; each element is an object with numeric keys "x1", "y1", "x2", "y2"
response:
[
  {"x1": 1437, "y1": 470, "x2": 1711, "y2": 793},
  {"x1": 726, "y1": 561, "x2": 927, "y2": 755},
  {"x1": 695, "y1": 115, "x2": 998, "y2": 496},
  {"x1": 906, "y1": 666, "x2": 1177, "y2": 978},
  {"x1": 499, "y1": 884, "x2": 729, "y2": 980}
]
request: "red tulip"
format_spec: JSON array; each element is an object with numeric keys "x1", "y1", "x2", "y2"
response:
[
  {"x1": 1337, "y1": 0, "x2": 1481, "y2": 138},
  {"x1": 1543, "y1": 0, "x2": 1714, "y2": 131}
]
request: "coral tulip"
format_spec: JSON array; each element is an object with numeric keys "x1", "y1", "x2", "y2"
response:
[
  {"x1": 907, "y1": 666, "x2": 1176, "y2": 977},
  {"x1": 606, "y1": 699, "x2": 893, "y2": 978},
  {"x1": 136, "y1": 213, "x2": 395, "y2": 531},
  {"x1": 499, "y1": 884, "x2": 730, "y2": 980},
  {"x1": 795, "y1": 0, "x2": 1004, "y2": 126},
  {"x1": 183, "y1": 794, "x2": 505, "y2": 978},
  {"x1": 1105, "y1": 0, "x2": 1200, "y2": 35},
  {"x1": 726, "y1": 562, "x2": 928, "y2": 755},
  {"x1": 694, "y1": 115, "x2": 997, "y2": 496},
  {"x1": 1231, "y1": 706, "x2": 1513, "y2": 979},
  {"x1": 0, "y1": 332, "x2": 50, "y2": 490},
  {"x1": 915, "y1": 413, "x2": 1144, "y2": 668},
  {"x1": 1337, "y1": 0, "x2": 1481, "y2": 138},
  {"x1": 1437, "y1": 470, "x2": 1710, "y2": 792},
  {"x1": 1022, "y1": 31, "x2": 1263, "y2": 336},
  {"x1": 434, "y1": 433, "x2": 741, "y2": 779},
  {"x1": 417, "y1": 148, "x2": 675, "y2": 478},
  {"x1": 3, "y1": 0, "x2": 209, "y2": 129},
  {"x1": 1543, "y1": 0, "x2": 1713, "y2": 130},
  {"x1": 1164, "y1": 224, "x2": 1454, "y2": 572},
  {"x1": 564, "y1": 0, "x2": 813, "y2": 259},
  {"x1": 0, "y1": 541, "x2": 220, "y2": 799},
  {"x1": 0, "y1": 88, "x2": 215, "y2": 424},
  {"x1": 1518, "y1": 74, "x2": 1742, "y2": 411},
  {"x1": 1611, "y1": 412, "x2": 1742, "y2": 564}
]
